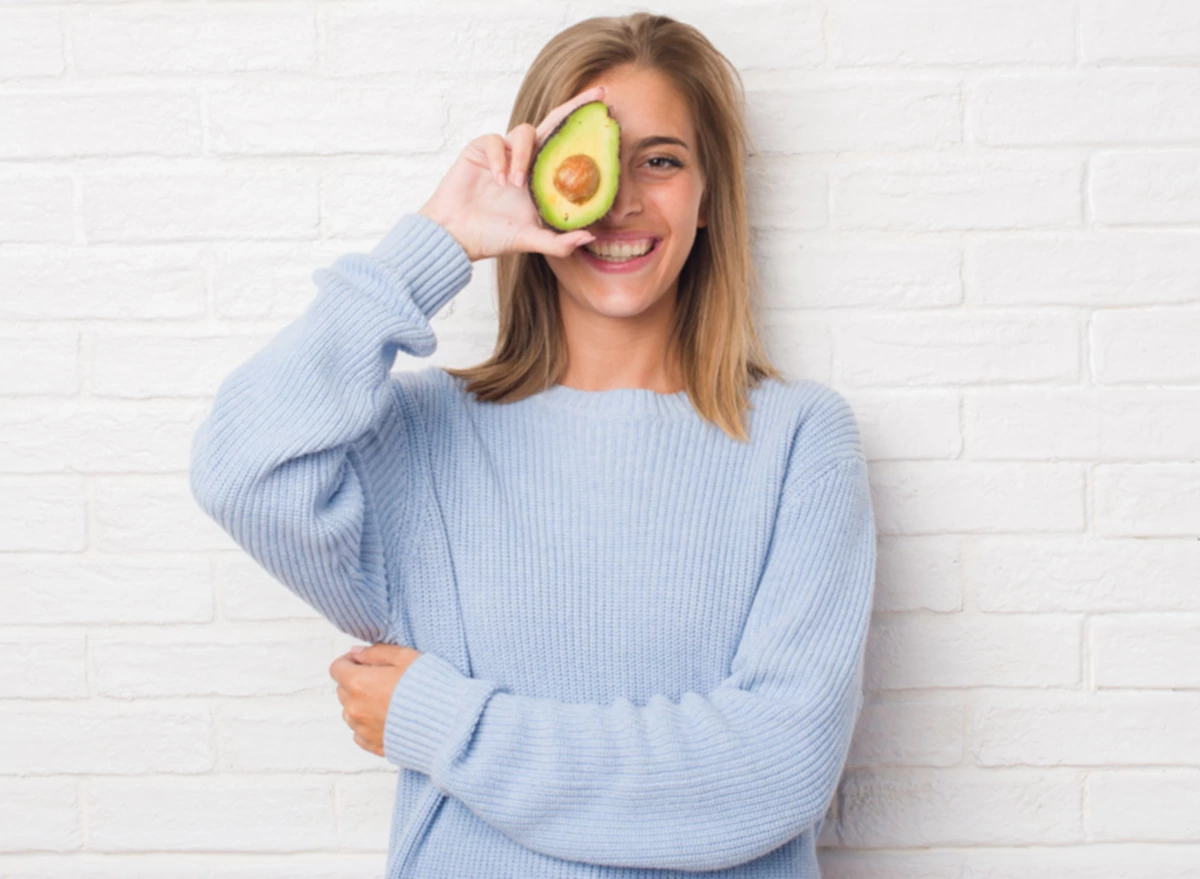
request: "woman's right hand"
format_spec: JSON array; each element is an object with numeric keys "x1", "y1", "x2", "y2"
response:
[{"x1": 417, "y1": 86, "x2": 607, "y2": 263}]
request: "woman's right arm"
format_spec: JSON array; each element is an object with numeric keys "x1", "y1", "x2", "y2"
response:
[
  {"x1": 189, "y1": 213, "x2": 471, "y2": 644},
  {"x1": 189, "y1": 85, "x2": 605, "y2": 644}
]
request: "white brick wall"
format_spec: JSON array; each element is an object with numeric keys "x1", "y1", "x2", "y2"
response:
[{"x1": 2, "y1": 0, "x2": 1196, "y2": 874}]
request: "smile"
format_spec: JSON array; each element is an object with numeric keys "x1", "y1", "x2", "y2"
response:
[{"x1": 578, "y1": 238, "x2": 661, "y2": 274}]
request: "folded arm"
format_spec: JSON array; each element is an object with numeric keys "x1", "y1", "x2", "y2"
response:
[{"x1": 383, "y1": 430, "x2": 877, "y2": 871}]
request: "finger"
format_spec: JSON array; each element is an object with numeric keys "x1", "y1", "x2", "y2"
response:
[
  {"x1": 328, "y1": 655, "x2": 352, "y2": 682},
  {"x1": 535, "y1": 85, "x2": 606, "y2": 145},
  {"x1": 336, "y1": 684, "x2": 349, "y2": 704},
  {"x1": 505, "y1": 123, "x2": 536, "y2": 188},
  {"x1": 517, "y1": 226, "x2": 596, "y2": 259},
  {"x1": 482, "y1": 134, "x2": 508, "y2": 187}
]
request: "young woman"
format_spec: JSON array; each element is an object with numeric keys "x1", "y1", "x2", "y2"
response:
[{"x1": 190, "y1": 12, "x2": 876, "y2": 879}]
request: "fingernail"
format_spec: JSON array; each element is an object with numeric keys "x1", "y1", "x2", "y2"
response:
[
  {"x1": 495, "y1": 170, "x2": 505, "y2": 186},
  {"x1": 514, "y1": 172, "x2": 524, "y2": 188}
]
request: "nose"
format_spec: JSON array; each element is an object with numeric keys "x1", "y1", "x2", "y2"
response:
[{"x1": 603, "y1": 164, "x2": 643, "y2": 222}]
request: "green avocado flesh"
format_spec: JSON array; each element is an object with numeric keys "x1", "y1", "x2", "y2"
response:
[{"x1": 529, "y1": 101, "x2": 621, "y2": 232}]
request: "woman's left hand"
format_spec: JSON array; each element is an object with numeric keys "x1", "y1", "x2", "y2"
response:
[{"x1": 329, "y1": 643, "x2": 422, "y2": 757}]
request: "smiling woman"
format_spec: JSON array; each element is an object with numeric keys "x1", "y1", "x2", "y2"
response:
[{"x1": 189, "y1": 11, "x2": 876, "y2": 879}]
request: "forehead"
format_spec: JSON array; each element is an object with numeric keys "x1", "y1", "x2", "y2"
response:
[{"x1": 581, "y1": 66, "x2": 693, "y2": 141}]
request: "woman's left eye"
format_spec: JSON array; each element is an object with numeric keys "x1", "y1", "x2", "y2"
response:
[{"x1": 646, "y1": 156, "x2": 683, "y2": 169}]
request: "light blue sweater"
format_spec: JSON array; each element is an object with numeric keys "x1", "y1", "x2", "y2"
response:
[{"x1": 189, "y1": 212, "x2": 877, "y2": 878}]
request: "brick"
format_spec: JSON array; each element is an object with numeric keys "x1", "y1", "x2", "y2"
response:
[
  {"x1": 1092, "y1": 151, "x2": 1200, "y2": 225},
  {"x1": 865, "y1": 614, "x2": 1081, "y2": 690},
  {"x1": 92, "y1": 476, "x2": 236, "y2": 552},
  {"x1": 1082, "y1": 0, "x2": 1200, "y2": 63},
  {"x1": 217, "y1": 553, "x2": 323, "y2": 622},
  {"x1": 0, "y1": 243, "x2": 206, "y2": 320},
  {"x1": 91, "y1": 628, "x2": 335, "y2": 697},
  {"x1": 963, "y1": 388, "x2": 1200, "y2": 459},
  {"x1": 1094, "y1": 464, "x2": 1200, "y2": 536},
  {"x1": 82, "y1": 169, "x2": 319, "y2": 243},
  {"x1": 208, "y1": 82, "x2": 443, "y2": 156},
  {"x1": 321, "y1": 162, "x2": 447, "y2": 240},
  {"x1": 73, "y1": 6, "x2": 314, "y2": 74},
  {"x1": 831, "y1": 0, "x2": 1075, "y2": 65},
  {"x1": 974, "y1": 71, "x2": 1200, "y2": 146},
  {"x1": 91, "y1": 333, "x2": 274, "y2": 398},
  {"x1": 211, "y1": 236, "x2": 371, "y2": 321},
  {"x1": 0, "y1": 632, "x2": 87, "y2": 698},
  {"x1": 87, "y1": 777, "x2": 338, "y2": 852},
  {"x1": 1094, "y1": 617, "x2": 1200, "y2": 688},
  {"x1": 335, "y1": 775, "x2": 396, "y2": 851},
  {"x1": 1092, "y1": 308, "x2": 1200, "y2": 383},
  {"x1": 0, "y1": 334, "x2": 78, "y2": 396},
  {"x1": 323, "y1": 9, "x2": 571, "y2": 75},
  {"x1": 216, "y1": 699, "x2": 379, "y2": 772},
  {"x1": 0, "y1": 778, "x2": 81, "y2": 852},
  {"x1": 972, "y1": 694, "x2": 1200, "y2": 765},
  {"x1": 845, "y1": 701, "x2": 964, "y2": 768},
  {"x1": 0, "y1": 705, "x2": 214, "y2": 774},
  {"x1": 841, "y1": 390, "x2": 962, "y2": 462},
  {"x1": 0, "y1": 855, "x2": 384, "y2": 877},
  {"x1": 969, "y1": 232, "x2": 1200, "y2": 306},
  {"x1": 835, "y1": 157, "x2": 1082, "y2": 231},
  {"x1": 837, "y1": 313, "x2": 1080, "y2": 386},
  {"x1": 0, "y1": 401, "x2": 208, "y2": 473},
  {"x1": 748, "y1": 156, "x2": 828, "y2": 229},
  {"x1": 1089, "y1": 770, "x2": 1200, "y2": 840},
  {"x1": 0, "y1": 92, "x2": 199, "y2": 160},
  {"x1": 869, "y1": 462, "x2": 1085, "y2": 535},
  {"x1": 835, "y1": 768, "x2": 1085, "y2": 846},
  {"x1": 0, "y1": 477, "x2": 86, "y2": 552},
  {"x1": 822, "y1": 847, "x2": 1200, "y2": 879},
  {"x1": 755, "y1": 232, "x2": 962, "y2": 309},
  {"x1": 670, "y1": 2, "x2": 825, "y2": 71},
  {"x1": 0, "y1": 10, "x2": 62, "y2": 78},
  {"x1": 756, "y1": 312, "x2": 833, "y2": 383},
  {"x1": 965, "y1": 537, "x2": 1200, "y2": 612},
  {"x1": 0, "y1": 174, "x2": 74, "y2": 243},
  {"x1": 0, "y1": 555, "x2": 211, "y2": 625},
  {"x1": 874, "y1": 535, "x2": 963, "y2": 613},
  {"x1": 747, "y1": 81, "x2": 961, "y2": 153}
]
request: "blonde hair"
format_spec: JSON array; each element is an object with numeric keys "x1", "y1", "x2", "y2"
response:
[{"x1": 445, "y1": 12, "x2": 781, "y2": 442}]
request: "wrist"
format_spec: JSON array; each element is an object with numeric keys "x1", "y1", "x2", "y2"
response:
[{"x1": 417, "y1": 206, "x2": 474, "y2": 262}]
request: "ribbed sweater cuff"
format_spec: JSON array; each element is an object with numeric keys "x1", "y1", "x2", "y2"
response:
[
  {"x1": 383, "y1": 651, "x2": 499, "y2": 779},
  {"x1": 368, "y1": 213, "x2": 473, "y2": 320}
]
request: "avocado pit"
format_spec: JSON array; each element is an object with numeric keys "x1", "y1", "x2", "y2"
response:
[{"x1": 554, "y1": 155, "x2": 601, "y2": 206}]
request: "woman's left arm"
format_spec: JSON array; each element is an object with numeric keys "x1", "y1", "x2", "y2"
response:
[{"x1": 378, "y1": 450, "x2": 877, "y2": 872}]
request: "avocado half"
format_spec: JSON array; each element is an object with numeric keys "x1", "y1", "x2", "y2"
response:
[{"x1": 528, "y1": 101, "x2": 621, "y2": 232}]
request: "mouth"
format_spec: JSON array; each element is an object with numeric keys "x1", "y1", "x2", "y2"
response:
[{"x1": 578, "y1": 237, "x2": 661, "y2": 273}]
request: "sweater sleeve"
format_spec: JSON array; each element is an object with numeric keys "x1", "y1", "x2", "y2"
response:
[
  {"x1": 381, "y1": 407, "x2": 877, "y2": 871},
  {"x1": 189, "y1": 213, "x2": 472, "y2": 644}
]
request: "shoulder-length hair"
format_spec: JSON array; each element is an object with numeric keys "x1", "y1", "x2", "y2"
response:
[{"x1": 445, "y1": 12, "x2": 781, "y2": 442}]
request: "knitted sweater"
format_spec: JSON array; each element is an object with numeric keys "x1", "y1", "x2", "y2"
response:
[{"x1": 189, "y1": 212, "x2": 877, "y2": 878}]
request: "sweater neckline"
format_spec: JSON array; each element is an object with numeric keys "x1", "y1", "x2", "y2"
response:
[{"x1": 533, "y1": 383, "x2": 694, "y2": 418}]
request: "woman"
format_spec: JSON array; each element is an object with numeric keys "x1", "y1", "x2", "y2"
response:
[{"x1": 190, "y1": 12, "x2": 876, "y2": 878}]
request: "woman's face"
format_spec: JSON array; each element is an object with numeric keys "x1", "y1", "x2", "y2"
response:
[{"x1": 544, "y1": 63, "x2": 707, "y2": 321}]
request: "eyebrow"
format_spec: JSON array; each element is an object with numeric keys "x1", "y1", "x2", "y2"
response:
[{"x1": 633, "y1": 136, "x2": 689, "y2": 151}]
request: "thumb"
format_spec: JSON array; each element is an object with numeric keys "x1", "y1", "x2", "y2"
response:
[{"x1": 517, "y1": 227, "x2": 595, "y2": 259}]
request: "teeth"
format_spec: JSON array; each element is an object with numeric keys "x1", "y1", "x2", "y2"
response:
[{"x1": 585, "y1": 239, "x2": 655, "y2": 260}]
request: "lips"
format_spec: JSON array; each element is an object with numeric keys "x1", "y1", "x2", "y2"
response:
[
  {"x1": 584, "y1": 238, "x2": 656, "y2": 258},
  {"x1": 577, "y1": 237, "x2": 661, "y2": 273}
]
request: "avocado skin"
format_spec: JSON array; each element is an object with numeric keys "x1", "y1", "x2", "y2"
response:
[{"x1": 528, "y1": 101, "x2": 621, "y2": 232}]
